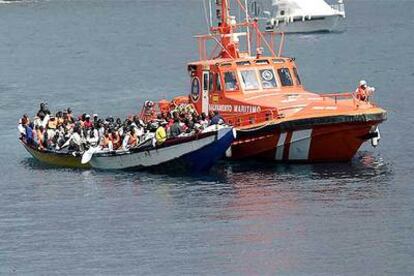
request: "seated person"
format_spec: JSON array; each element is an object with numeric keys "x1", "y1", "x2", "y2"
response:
[
  {"x1": 169, "y1": 118, "x2": 181, "y2": 138},
  {"x1": 155, "y1": 122, "x2": 167, "y2": 145},
  {"x1": 83, "y1": 114, "x2": 93, "y2": 128},
  {"x1": 100, "y1": 131, "x2": 113, "y2": 151},
  {"x1": 122, "y1": 128, "x2": 139, "y2": 150},
  {"x1": 210, "y1": 111, "x2": 224, "y2": 125}
]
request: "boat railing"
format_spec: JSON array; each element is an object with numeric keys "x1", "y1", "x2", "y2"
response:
[
  {"x1": 321, "y1": 92, "x2": 377, "y2": 108},
  {"x1": 194, "y1": 29, "x2": 285, "y2": 60},
  {"x1": 321, "y1": 92, "x2": 355, "y2": 103},
  {"x1": 225, "y1": 108, "x2": 280, "y2": 127}
]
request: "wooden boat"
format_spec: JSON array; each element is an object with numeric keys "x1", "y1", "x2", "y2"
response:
[
  {"x1": 154, "y1": 0, "x2": 386, "y2": 163},
  {"x1": 88, "y1": 126, "x2": 235, "y2": 171},
  {"x1": 20, "y1": 126, "x2": 234, "y2": 171},
  {"x1": 20, "y1": 139, "x2": 91, "y2": 169}
]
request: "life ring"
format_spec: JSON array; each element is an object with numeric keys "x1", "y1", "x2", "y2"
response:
[{"x1": 172, "y1": 96, "x2": 189, "y2": 107}]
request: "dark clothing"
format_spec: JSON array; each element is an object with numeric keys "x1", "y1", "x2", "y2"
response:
[
  {"x1": 210, "y1": 115, "x2": 224, "y2": 125},
  {"x1": 170, "y1": 122, "x2": 181, "y2": 138},
  {"x1": 25, "y1": 125, "x2": 34, "y2": 144},
  {"x1": 37, "y1": 105, "x2": 50, "y2": 117},
  {"x1": 37, "y1": 110, "x2": 45, "y2": 119},
  {"x1": 186, "y1": 120, "x2": 194, "y2": 130}
]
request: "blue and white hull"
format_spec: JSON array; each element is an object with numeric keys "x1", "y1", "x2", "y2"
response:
[{"x1": 89, "y1": 126, "x2": 234, "y2": 172}]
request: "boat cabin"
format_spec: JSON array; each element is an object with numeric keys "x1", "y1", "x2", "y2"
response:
[{"x1": 187, "y1": 56, "x2": 304, "y2": 120}]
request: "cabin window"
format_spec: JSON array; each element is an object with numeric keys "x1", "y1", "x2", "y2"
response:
[
  {"x1": 240, "y1": 70, "x2": 260, "y2": 90},
  {"x1": 190, "y1": 77, "x2": 200, "y2": 101},
  {"x1": 224, "y1": 71, "x2": 238, "y2": 91},
  {"x1": 216, "y1": 73, "x2": 222, "y2": 91},
  {"x1": 272, "y1": 59, "x2": 284, "y2": 64},
  {"x1": 293, "y1": 67, "x2": 302, "y2": 85},
  {"x1": 277, "y1": 68, "x2": 294, "y2": 86},
  {"x1": 236, "y1": 61, "x2": 250, "y2": 66},
  {"x1": 259, "y1": 69, "x2": 278, "y2": 89},
  {"x1": 209, "y1": 72, "x2": 214, "y2": 92},
  {"x1": 203, "y1": 73, "x2": 209, "y2": 91}
]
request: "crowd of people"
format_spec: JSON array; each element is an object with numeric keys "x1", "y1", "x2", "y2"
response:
[{"x1": 18, "y1": 102, "x2": 225, "y2": 153}]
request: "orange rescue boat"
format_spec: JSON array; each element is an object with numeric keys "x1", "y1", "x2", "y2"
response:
[{"x1": 165, "y1": 0, "x2": 386, "y2": 162}]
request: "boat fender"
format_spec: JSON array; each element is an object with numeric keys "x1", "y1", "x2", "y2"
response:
[
  {"x1": 225, "y1": 146, "x2": 232, "y2": 158},
  {"x1": 151, "y1": 138, "x2": 156, "y2": 148},
  {"x1": 232, "y1": 128, "x2": 237, "y2": 139},
  {"x1": 371, "y1": 127, "x2": 381, "y2": 147}
]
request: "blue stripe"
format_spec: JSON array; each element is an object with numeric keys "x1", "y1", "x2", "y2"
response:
[{"x1": 179, "y1": 129, "x2": 234, "y2": 172}]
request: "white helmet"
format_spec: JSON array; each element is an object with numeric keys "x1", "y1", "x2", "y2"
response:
[{"x1": 359, "y1": 80, "x2": 367, "y2": 86}]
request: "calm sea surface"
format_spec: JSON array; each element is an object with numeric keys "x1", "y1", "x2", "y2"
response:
[{"x1": 0, "y1": 0, "x2": 413, "y2": 274}]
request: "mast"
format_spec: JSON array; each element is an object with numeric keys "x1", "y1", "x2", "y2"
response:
[
  {"x1": 212, "y1": 0, "x2": 240, "y2": 59},
  {"x1": 244, "y1": 0, "x2": 251, "y2": 56},
  {"x1": 200, "y1": 0, "x2": 279, "y2": 61}
]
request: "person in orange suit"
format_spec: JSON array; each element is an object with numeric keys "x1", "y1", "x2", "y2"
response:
[{"x1": 356, "y1": 80, "x2": 375, "y2": 102}]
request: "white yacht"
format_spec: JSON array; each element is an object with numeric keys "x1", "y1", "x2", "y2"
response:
[{"x1": 264, "y1": 0, "x2": 346, "y2": 33}]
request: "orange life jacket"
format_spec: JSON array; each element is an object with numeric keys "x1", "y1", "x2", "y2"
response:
[
  {"x1": 67, "y1": 115, "x2": 74, "y2": 123},
  {"x1": 356, "y1": 87, "x2": 368, "y2": 101},
  {"x1": 57, "y1": 117, "x2": 64, "y2": 126},
  {"x1": 48, "y1": 119, "x2": 57, "y2": 129},
  {"x1": 101, "y1": 136, "x2": 111, "y2": 148},
  {"x1": 128, "y1": 134, "x2": 138, "y2": 146},
  {"x1": 112, "y1": 133, "x2": 121, "y2": 149}
]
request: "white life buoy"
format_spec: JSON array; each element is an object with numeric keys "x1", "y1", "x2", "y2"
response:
[{"x1": 371, "y1": 126, "x2": 381, "y2": 147}]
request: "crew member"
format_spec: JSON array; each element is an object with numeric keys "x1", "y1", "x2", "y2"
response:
[
  {"x1": 355, "y1": 80, "x2": 375, "y2": 102},
  {"x1": 143, "y1": 100, "x2": 156, "y2": 123}
]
